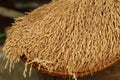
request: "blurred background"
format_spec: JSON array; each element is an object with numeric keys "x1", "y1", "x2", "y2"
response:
[{"x1": 0, "y1": 0, "x2": 120, "y2": 80}]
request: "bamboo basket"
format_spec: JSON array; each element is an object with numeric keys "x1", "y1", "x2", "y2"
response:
[{"x1": 3, "y1": 0, "x2": 120, "y2": 79}]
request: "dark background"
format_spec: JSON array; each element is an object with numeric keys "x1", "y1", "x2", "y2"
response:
[{"x1": 0, "y1": 0, "x2": 51, "y2": 44}]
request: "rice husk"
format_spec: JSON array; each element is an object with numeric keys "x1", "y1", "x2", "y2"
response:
[{"x1": 2, "y1": 0, "x2": 120, "y2": 79}]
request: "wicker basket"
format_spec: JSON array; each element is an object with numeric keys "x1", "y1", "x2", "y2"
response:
[
  {"x1": 3, "y1": 0, "x2": 120, "y2": 79},
  {"x1": 21, "y1": 55, "x2": 120, "y2": 78}
]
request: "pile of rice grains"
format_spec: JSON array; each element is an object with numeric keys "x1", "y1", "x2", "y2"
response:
[{"x1": 2, "y1": 0, "x2": 120, "y2": 79}]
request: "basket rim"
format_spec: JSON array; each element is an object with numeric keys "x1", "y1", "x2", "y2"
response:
[{"x1": 21, "y1": 55, "x2": 120, "y2": 78}]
